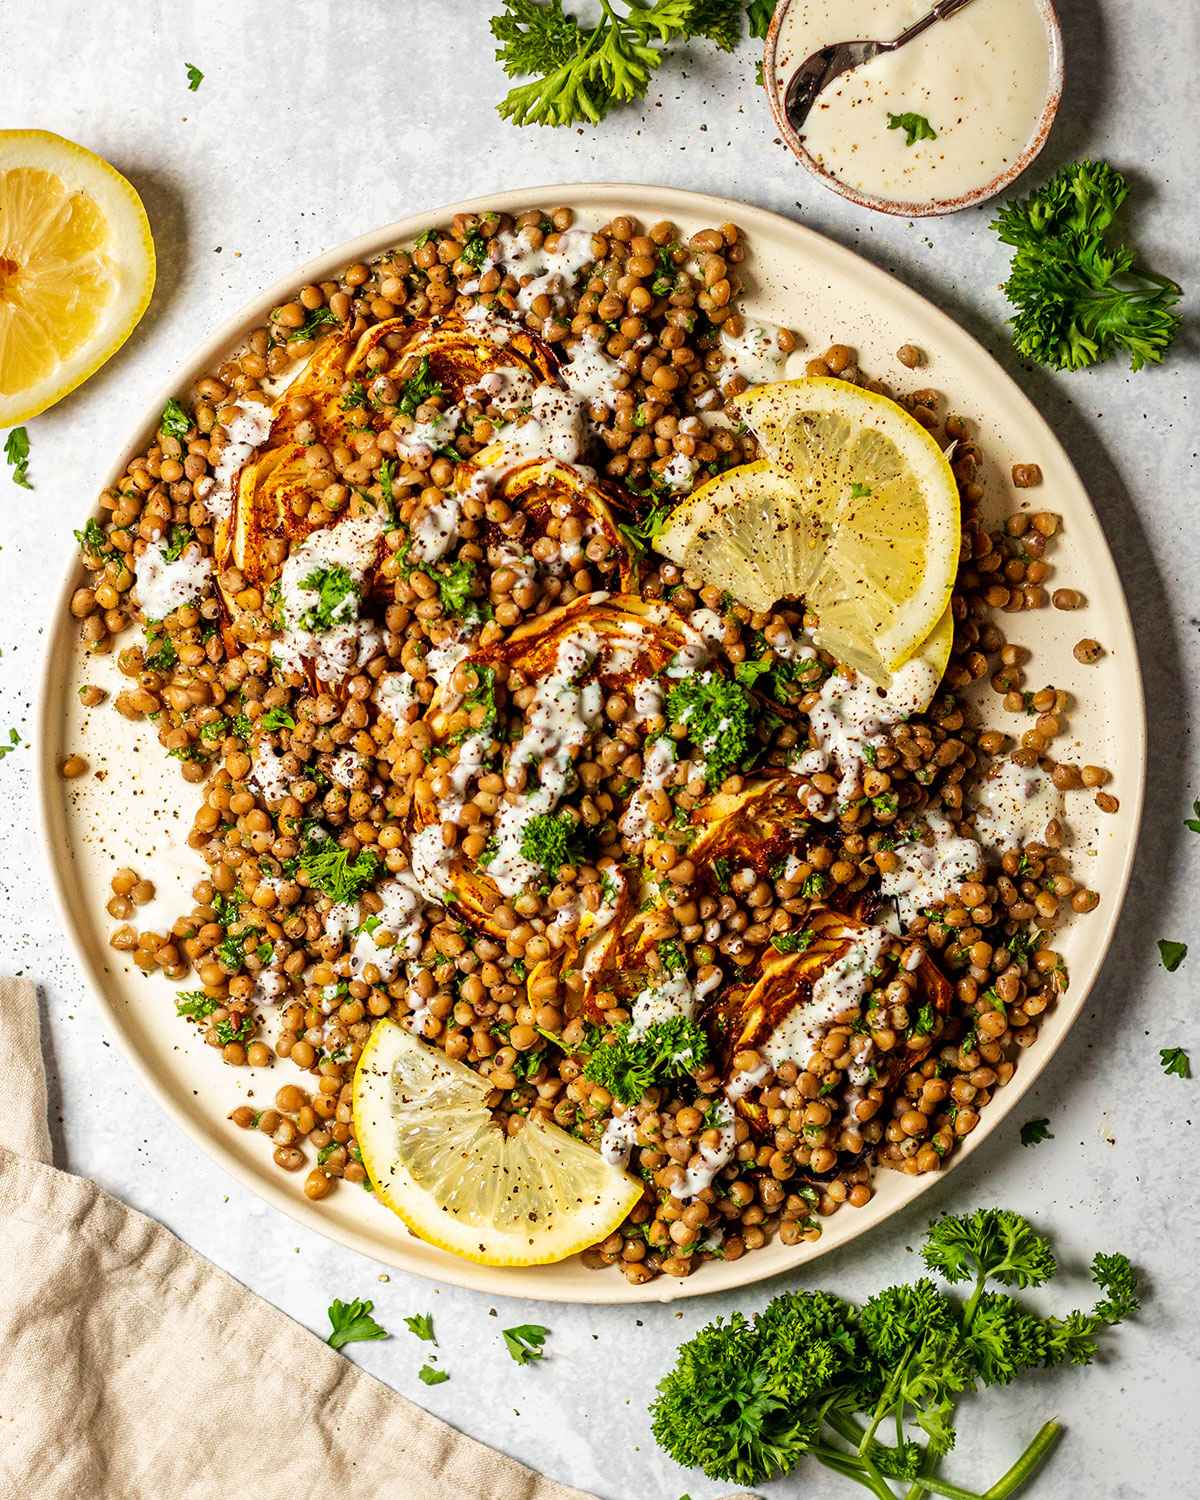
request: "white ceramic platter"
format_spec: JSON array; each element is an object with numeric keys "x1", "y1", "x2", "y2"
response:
[{"x1": 37, "y1": 183, "x2": 1145, "y2": 1303}]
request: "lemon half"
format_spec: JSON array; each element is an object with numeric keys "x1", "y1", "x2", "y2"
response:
[
  {"x1": 353, "y1": 1019, "x2": 642, "y2": 1266},
  {"x1": 654, "y1": 378, "x2": 960, "y2": 682},
  {"x1": 0, "y1": 130, "x2": 155, "y2": 424}
]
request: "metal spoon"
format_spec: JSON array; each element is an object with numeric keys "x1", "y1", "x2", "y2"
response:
[{"x1": 783, "y1": 0, "x2": 979, "y2": 135}]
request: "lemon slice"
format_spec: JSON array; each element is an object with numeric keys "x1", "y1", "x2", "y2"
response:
[
  {"x1": 0, "y1": 130, "x2": 155, "y2": 424},
  {"x1": 654, "y1": 378, "x2": 959, "y2": 681},
  {"x1": 353, "y1": 1019, "x2": 642, "y2": 1266}
]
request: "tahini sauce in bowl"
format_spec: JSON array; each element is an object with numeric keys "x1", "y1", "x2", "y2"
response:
[{"x1": 766, "y1": 0, "x2": 1062, "y2": 215}]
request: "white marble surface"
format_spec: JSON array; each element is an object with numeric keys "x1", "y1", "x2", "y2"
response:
[{"x1": 2, "y1": 3, "x2": 1198, "y2": 1497}]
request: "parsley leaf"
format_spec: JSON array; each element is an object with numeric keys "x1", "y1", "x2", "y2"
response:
[
  {"x1": 397, "y1": 355, "x2": 445, "y2": 417},
  {"x1": 520, "y1": 809, "x2": 587, "y2": 877},
  {"x1": 502, "y1": 1323, "x2": 550, "y2": 1365},
  {"x1": 491, "y1": 0, "x2": 696, "y2": 129},
  {"x1": 287, "y1": 306, "x2": 340, "y2": 342},
  {"x1": 887, "y1": 111, "x2": 937, "y2": 146},
  {"x1": 160, "y1": 398, "x2": 192, "y2": 439},
  {"x1": 297, "y1": 565, "x2": 359, "y2": 631},
  {"x1": 185, "y1": 61, "x2": 204, "y2": 91},
  {"x1": 1185, "y1": 798, "x2": 1200, "y2": 834},
  {"x1": 666, "y1": 673, "x2": 755, "y2": 789},
  {"x1": 4, "y1": 427, "x2": 32, "y2": 489},
  {"x1": 1157, "y1": 938, "x2": 1187, "y2": 972},
  {"x1": 583, "y1": 1015, "x2": 709, "y2": 1105},
  {"x1": 74, "y1": 517, "x2": 113, "y2": 559},
  {"x1": 174, "y1": 991, "x2": 218, "y2": 1020},
  {"x1": 435, "y1": 558, "x2": 480, "y2": 618},
  {"x1": 300, "y1": 838, "x2": 381, "y2": 904},
  {"x1": 991, "y1": 160, "x2": 1182, "y2": 372},
  {"x1": 1019, "y1": 1117, "x2": 1053, "y2": 1147},
  {"x1": 617, "y1": 499, "x2": 671, "y2": 557},
  {"x1": 326, "y1": 1297, "x2": 390, "y2": 1350},
  {"x1": 418, "y1": 1364, "x2": 450, "y2": 1385},
  {"x1": 260, "y1": 706, "x2": 297, "y2": 731},
  {"x1": 405, "y1": 1313, "x2": 437, "y2": 1344},
  {"x1": 161, "y1": 523, "x2": 194, "y2": 562},
  {"x1": 770, "y1": 929, "x2": 813, "y2": 955},
  {"x1": 1160, "y1": 1046, "x2": 1191, "y2": 1079},
  {"x1": 745, "y1": 0, "x2": 778, "y2": 39}
]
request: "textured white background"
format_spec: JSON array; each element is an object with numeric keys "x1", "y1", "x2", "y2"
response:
[{"x1": 2, "y1": 3, "x2": 1198, "y2": 1497}]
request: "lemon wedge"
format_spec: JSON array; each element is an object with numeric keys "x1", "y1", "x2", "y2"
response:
[
  {"x1": 0, "y1": 130, "x2": 155, "y2": 424},
  {"x1": 654, "y1": 378, "x2": 960, "y2": 682},
  {"x1": 353, "y1": 1019, "x2": 642, "y2": 1266}
]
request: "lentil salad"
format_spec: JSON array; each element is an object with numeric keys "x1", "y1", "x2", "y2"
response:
[{"x1": 64, "y1": 202, "x2": 1115, "y2": 1284}]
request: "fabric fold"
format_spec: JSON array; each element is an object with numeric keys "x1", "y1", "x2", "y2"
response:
[{"x1": 0, "y1": 976, "x2": 596, "y2": 1500}]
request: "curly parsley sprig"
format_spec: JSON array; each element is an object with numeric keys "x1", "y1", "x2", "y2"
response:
[
  {"x1": 651, "y1": 1208, "x2": 1137, "y2": 1496},
  {"x1": 991, "y1": 160, "x2": 1182, "y2": 372},
  {"x1": 490, "y1": 0, "x2": 775, "y2": 128}
]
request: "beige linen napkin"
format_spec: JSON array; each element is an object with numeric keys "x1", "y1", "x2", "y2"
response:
[{"x1": 0, "y1": 977, "x2": 598, "y2": 1500}]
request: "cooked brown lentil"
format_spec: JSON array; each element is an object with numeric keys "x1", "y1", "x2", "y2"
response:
[{"x1": 66, "y1": 205, "x2": 1110, "y2": 1283}]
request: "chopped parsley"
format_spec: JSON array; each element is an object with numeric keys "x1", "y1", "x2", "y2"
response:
[
  {"x1": 665, "y1": 674, "x2": 755, "y2": 790},
  {"x1": 520, "y1": 810, "x2": 586, "y2": 878},
  {"x1": 418, "y1": 1364, "x2": 450, "y2": 1385},
  {"x1": 887, "y1": 111, "x2": 937, "y2": 146},
  {"x1": 770, "y1": 929, "x2": 814, "y2": 955},
  {"x1": 286, "y1": 306, "x2": 340, "y2": 342},
  {"x1": 1020, "y1": 1118, "x2": 1053, "y2": 1147},
  {"x1": 74, "y1": 517, "x2": 112, "y2": 559},
  {"x1": 340, "y1": 381, "x2": 369, "y2": 411},
  {"x1": 658, "y1": 939, "x2": 687, "y2": 974},
  {"x1": 185, "y1": 61, "x2": 204, "y2": 91},
  {"x1": 260, "y1": 706, "x2": 296, "y2": 731},
  {"x1": 583, "y1": 1016, "x2": 709, "y2": 1105},
  {"x1": 297, "y1": 565, "x2": 359, "y2": 631},
  {"x1": 143, "y1": 626, "x2": 177, "y2": 673},
  {"x1": 397, "y1": 355, "x2": 444, "y2": 417},
  {"x1": 161, "y1": 523, "x2": 194, "y2": 562},
  {"x1": 300, "y1": 837, "x2": 381, "y2": 904},
  {"x1": 326, "y1": 1297, "x2": 389, "y2": 1350},
  {"x1": 404, "y1": 1313, "x2": 437, "y2": 1343},
  {"x1": 436, "y1": 558, "x2": 484, "y2": 619},
  {"x1": 502, "y1": 1324, "x2": 550, "y2": 1366},
  {"x1": 174, "y1": 991, "x2": 219, "y2": 1020},
  {"x1": 4, "y1": 427, "x2": 32, "y2": 489},
  {"x1": 617, "y1": 500, "x2": 671, "y2": 557},
  {"x1": 160, "y1": 398, "x2": 192, "y2": 438},
  {"x1": 1160, "y1": 1046, "x2": 1191, "y2": 1079},
  {"x1": 1157, "y1": 938, "x2": 1187, "y2": 973}
]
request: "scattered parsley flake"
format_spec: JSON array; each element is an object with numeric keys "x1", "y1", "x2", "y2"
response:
[
  {"x1": 185, "y1": 61, "x2": 204, "y2": 91},
  {"x1": 1020, "y1": 1117, "x2": 1053, "y2": 1147},
  {"x1": 503, "y1": 1324, "x2": 550, "y2": 1366},
  {"x1": 887, "y1": 111, "x2": 937, "y2": 145},
  {"x1": 326, "y1": 1297, "x2": 390, "y2": 1350},
  {"x1": 4, "y1": 428, "x2": 32, "y2": 489},
  {"x1": 1157, "y1": 938, "x2": 1187, "y2": 972}
]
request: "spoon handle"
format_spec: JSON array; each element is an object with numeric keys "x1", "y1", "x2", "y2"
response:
[{"x1": 890, "y1": 0, "x2": 978, "y2": 51}]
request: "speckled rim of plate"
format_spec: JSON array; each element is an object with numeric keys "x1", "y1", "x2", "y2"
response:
[
  {"x1": 36, "y1": 182, "x2": 1146, "y2": 1304},
  {"x1": 764, "y1": 0, "x2": 1065, "y2": 218}
]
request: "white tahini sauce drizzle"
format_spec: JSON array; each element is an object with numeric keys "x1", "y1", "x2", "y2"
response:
[
  {"x1": 492, "y1": 384, "x2": 586, "y2": 465},
  {"x1": 197, "y1": 401, "x2": 274, "y2": 522},
  {"x1": 973, "y1": 760, "x2": 1063, "y2": 854},
  {"x1": 489, "y1": 226, "x2": 596, "y2": 312},
  {"x1": 374, "y1": 670, "x2": 418, "y2": 725},
  {"x1": 795, "y1": 661, "x2": 942, "y2": 807},
  {"x1": 274, "y1": 513, "x2": 383, "y2": 684},
  {"x1": 629, "y1": 969, "x2": 696, "y2": 1037},
  {"x1": 487, "y1": 630, "x2": 602, "y2": 897},
  {"x1": 250, "y1": 743, "x2": 290, "y2": 805},
  {"x1": 619, "y1": 736, "x2": 676, "y2": 844},
  {"x1": 719, "y1": 320, "x2": 792, "y2": 386},
  {"x1": 349, "y1": 874, "x2": 425, "y2": 981},
  {"x1": 560, "y1": 335, "x2": 624, "y2": 409},
  {"x1": 880, "y1": 812, "x2": 983, "y2": 925},
  {"x1": 672, "y1": 1098, "x2": 736, "y2": 1199},
  {"x1": 725, "y1": 1060, "x2": 771, "y2": 1102},
  {"x1": 764, "y1": 925, "x2": 890, "y2": 1070},
  {"x1": 600, "y1": 1110, "x2": 640, "y2": 1169},
  {"x1": 134, "y1": 541, "x2": 212, "y2": 620},
  {"x1": 409, "y1": 732, "x2": 490, "y2": 903}
]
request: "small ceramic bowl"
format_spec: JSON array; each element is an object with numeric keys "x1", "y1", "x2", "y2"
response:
[{"x1": 764, "y1": 0, "x2": 1064, "y2": 217}]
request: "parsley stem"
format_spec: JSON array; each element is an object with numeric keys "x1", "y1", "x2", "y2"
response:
[
  {"x1": 812, "y1": 1443, "x2": 901, "y2": 1500},
  {"x1": 982, "y1": 1421, "x2": 1064, "y2": 1500}
]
